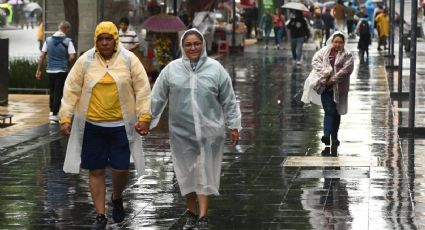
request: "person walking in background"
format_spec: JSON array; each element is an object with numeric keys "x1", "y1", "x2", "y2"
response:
[
  {"x1": 35, "y1": 21, "x2": 76, "y2": 123},
  {"x1": 345, "y1": 2, "x2": 356, "y2": 37},
  {"x1": 356, "y1": 15, "x2": 372, "y2": 64},
  {"x1": 301, "y1": 31, "x2": 354, "y2": 150},
  {"x1": 332, "y1": 0, "x2": 346, "y2": 32},
  {"x1": 260, "y1": 9, "x2": 273, "y2": 49},
  {"x1": 150, "y1": 28, "x2": 241, "y2": 230},
  {"x1": 272, "y1": 8, "x2": 285, "y2": 49},
  {"x1": 36, "y1": 19, "x2": 43, "y2": 51},
  {"x1": 287, "y1": 10, "x2": 310, "y2": 65},
  {"x1": 58, "y1": 21, "x2": 151, "y2": 229},
  {"x1": 375, "y1": 9, "x2": 389, "y2": 51},
  {"x1": 322, "y1": 7, "x2": 335, "y2": 44},
  {"x1": 118, "y1": 16, "x2": 139, "y2": 51},
  {"x1": 312, "y1": 11, "x2": 325, "y2": 50}
]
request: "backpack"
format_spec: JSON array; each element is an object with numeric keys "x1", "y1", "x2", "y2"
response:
[{"x1": 359, "y1": 20, "x2": 369, "y2": 36}]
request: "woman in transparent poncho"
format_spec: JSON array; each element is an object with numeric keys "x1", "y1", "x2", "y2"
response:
[
  {"x1": 301, "y1": 31, "x2": 354, "y2": 149},
  {"x1": 150, "y1": 28, "x2": 241, "y2": 229}
]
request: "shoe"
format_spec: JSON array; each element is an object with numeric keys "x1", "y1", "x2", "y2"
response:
[
  {"x1": 183, "y1": 210, "x2": 198, "y2": 230},
  {"x1": 91, "y1": 214, "x2": 107, "y2": 230},
  {"x1": 49, "y1": 115, "x2": 59, "y2": 123},
  {"x1": 321, "y1": 147, "x2": 331, "y2": 156},
  {"x1": 331, "y1": 139, "x2": 340, "y2": 147},
  {"x1": 296, "y1": 61, "x2": 302, "y2": 65},
  {"x1": 277, "y1": 44, "x2": 280, "y2": 49},
  {"x1": 195, "y1": 216, "x2": 208, "y2": 230},
  {"x1": 321, "y1": 136, "x2": 330, "y2": 145},
  {"x1": 111, "y1": 195, "x2": 125, "y2": 223},
  {"x1": 264, "y1": 45, "x2": 269, "y2": 50}
]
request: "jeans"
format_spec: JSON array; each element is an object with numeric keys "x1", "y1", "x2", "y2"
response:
[
  {"x1": 48, "y1": 72, "x2": 67, "y2": 115},
  {"x1": 291, "y1": 37, "x2": 304, "y2": 61},
  {"x1": 264, "y1": 28, "x2": 272, "y2": 45},
  {"x1": 321, "y1": 89, "x2": 340, "y2": 141},
  {"x1": 274, "y1": 27, "x2": 283, "y2": 45}
]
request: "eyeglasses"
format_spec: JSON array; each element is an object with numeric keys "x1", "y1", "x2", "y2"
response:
[{"x1": 183, "y1": 42, "x2": 202, "y2": 49}]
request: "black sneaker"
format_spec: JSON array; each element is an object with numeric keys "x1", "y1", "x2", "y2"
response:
[
  {"x1": 91, "y1": 214, "x2": 107, "y2": 230},
  {"x1": 183, "y1": 210, "x2": 198, "y2": 230},
  {"x1": 111, "y1": 196, "x2": 125, "y2": 223},
  {"x1": 195, "y1": 216, "x2": 208, "y2": 230},
  {"x1": 332, "y1": 139, "x2": 340, "y2": 147},
  {"x1": 321, "y1": 136, "x2": 330, "y2": 145}
]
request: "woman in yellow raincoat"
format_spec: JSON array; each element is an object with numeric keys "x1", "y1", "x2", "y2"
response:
[
  {"x1": 375, "y1": 9, "x2": 389, "y2": 51},
  {"x1": 59, "y1": 21, "x2": 151, "y2": 229}
]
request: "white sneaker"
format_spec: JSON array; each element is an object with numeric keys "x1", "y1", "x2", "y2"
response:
[
  {"x1": 49, "y1": 115, "x2": 59, "y2": 123},
  {"x1": 296, "y1": 61, "x2": 302, "y2": 65}
]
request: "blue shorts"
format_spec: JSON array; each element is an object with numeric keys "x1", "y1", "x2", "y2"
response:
[{"x1": 80, "y1": 122, "x2": 131, "y2": 170}]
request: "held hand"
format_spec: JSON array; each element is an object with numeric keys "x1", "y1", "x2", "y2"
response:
[
  {"x1": 135, "y1": 121, "x2": 150, "y2": 136},
  {"x1": 229, "y1": 130, "x2": 239, "y2": 145},
  {"x1": 60, "y1": 122, "x2": 71, "y2": 136},
  {"x1": 35, "y1": 70, "x2": 42, "y2": 80}
]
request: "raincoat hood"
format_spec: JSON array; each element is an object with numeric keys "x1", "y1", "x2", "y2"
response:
[
  {"x1": 180, "y1": 28, "x2": 208, "y2": 62},
  {"x1": 325, "y1": 31, "x2": 349, "y2": 50},
  {"x1": 94, "y1": 21, "x2": 119, "y2": 50}
]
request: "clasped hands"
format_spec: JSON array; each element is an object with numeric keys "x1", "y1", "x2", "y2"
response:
[{"x1": 135, "y1": 121, "x2": 150, "y2": 136}]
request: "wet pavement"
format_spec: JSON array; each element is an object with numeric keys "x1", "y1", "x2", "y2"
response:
[{"x1": 0, "y1": 36, "x2": 424, "y2": 229}]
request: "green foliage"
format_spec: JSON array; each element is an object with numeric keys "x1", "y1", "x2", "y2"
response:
[{"x1": 9, "y1": 58, "x2": 48, "y2": 89}]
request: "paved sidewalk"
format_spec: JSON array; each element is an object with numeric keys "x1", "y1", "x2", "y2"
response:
[{"x1": 0, "y1": 37, "x2": 422, "y2": 229}]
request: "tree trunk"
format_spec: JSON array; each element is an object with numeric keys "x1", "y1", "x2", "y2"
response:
[{"x1": 63, "y1": 0, "x2": 79, "y2": 52}]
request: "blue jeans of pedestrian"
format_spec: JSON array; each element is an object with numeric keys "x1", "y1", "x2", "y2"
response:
[
  {"x1": 291, "y1": 37, "x2": 304, "y2": 61},
  {"x1": 264, "y1": 28, "x2": 272, "y2": 45},
  {"x1": 274, "y1": 27, "x2": 283, "y2": 45},
  {"x1": 321, "y1": 89, "x2": 340, "y2": 141}
]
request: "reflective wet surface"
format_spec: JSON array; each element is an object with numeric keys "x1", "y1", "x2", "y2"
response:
[{"x1": 0, "y1": 40, "x2": 423, "y2": 229}]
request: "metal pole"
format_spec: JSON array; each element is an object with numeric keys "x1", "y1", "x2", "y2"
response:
[
  {"x1": 389, "y1": 0, "x2": 395, "y2": 68},
  {"x1": 0, "y1": 38, "x2": 9, "y2": 106},
  {"x1": 98, "y1": 0, "x2": 104, "y2": 22},
  {"x1": 398, "y1": 0, "x2": 404, "y2": 93},
  {"x1": 408, "y1": 0, "x2": 417, "y2": 129},
  {"x1": 232, "y1": 0, "x2": 236, "y2": 48}
]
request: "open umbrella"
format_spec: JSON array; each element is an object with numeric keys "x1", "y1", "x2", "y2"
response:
[
  {"x1": 281, "y1": 2, "x2": 309, "y2": 11},
  {"x1": 142, "y1": 14, "x2": 187, "y2": 33}
]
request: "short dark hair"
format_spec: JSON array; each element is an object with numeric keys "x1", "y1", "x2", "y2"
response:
[
  {"x1": 182, "y1": 30, "x2": 203, "y2": 43},
  {"x1": 332, "y1": 33, "x2": 345, "y2": 42},
  {"x1": 119, "y1": 17, "x2": 130, "y2": 25}
]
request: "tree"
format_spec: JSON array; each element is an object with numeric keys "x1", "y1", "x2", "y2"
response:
[{"x1": 63, "y1": 0, "x2": 79, "y2": 52}]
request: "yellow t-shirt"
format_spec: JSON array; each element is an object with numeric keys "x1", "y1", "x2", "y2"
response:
[{"x1": 87, "y1": 73, "x2": 123, "y2": 122}]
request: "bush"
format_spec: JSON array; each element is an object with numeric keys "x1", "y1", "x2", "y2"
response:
[{"x1": 9, "y1": 58, "x2": 48, "y2": 90}]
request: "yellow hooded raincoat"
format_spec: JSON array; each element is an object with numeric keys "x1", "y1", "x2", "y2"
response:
[{"x1": 59, "y1": 22, "x2": 151, "y2": 175}]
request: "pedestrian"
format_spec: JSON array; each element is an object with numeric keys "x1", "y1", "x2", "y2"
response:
[
  {"x1": 312, "y1": 11, "x2": 325, "y2": 50},
  {"x1": 35, "y1": 20, "x2": 76, "y2": 123},
  {"x1": 322, "y1": 7, "x2": 335, "y2": 42},
  {"x1": 58, "y1": 21, "x2": 152, "y2": 229},
  {"x1": 345, "y1": 2, "x2": 356, "y2": 37},
  {"x1": 375, "y1": 9, "x2": 389, "y2": 51},
  {"x1": 260, "y1": 9, "x2": 273, "y2": 49},
  {"x1": 287, "y1": 10, "x2": 310, "y2": 65},
  {"x1": 272, "y1": 8, "x2": 285, "y2": 49},
  {"x1": 36, "y1": 19, "x2": 43, "y2": 51},
  {"x1": 150, "y1": 28, "x2": 241, "y2": 230},
  {"x1": 356, "y1": 15, "x2": 371, "y2": 64},
  {"x1": 301, "y1": 31, "x2": 354, "y2": 149},
  {"x1": 118, "y1": 16, "x2": 139, "y2": 51},
  {"x1": 332, "y1": 0, "x2": 346, "y2": 32}
]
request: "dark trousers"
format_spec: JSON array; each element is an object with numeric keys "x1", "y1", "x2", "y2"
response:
[
  {"x1": 48, "y1": 72, "x2": 67, "y2": 115},
  {"x1": 321, "y1": 89, "x2": 341, "y2": 141},
  {"x1": 346, "y1": 20, "x2": 355, "y2": 34}
]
